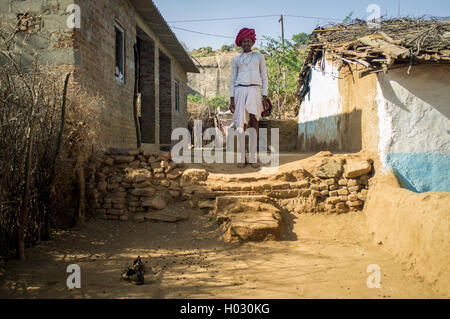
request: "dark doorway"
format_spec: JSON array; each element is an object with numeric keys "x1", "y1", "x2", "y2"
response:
[
  {"x1": 137, "y1": 27, "x2": 156, "y2": 144},
  {"x1": 159, "y1": 50, "x2": 172, "y2": 146}
]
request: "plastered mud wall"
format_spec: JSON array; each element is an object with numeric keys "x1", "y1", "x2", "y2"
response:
[
  {"x1": 376, "y1": 65, "x2": 450, "y2": 193},
  {"x1": 297, "y1": 57, "x2": 379, "y2": 155},
  {"x1": 364, "y1": 171, "x2": 450, "y2": 296}
]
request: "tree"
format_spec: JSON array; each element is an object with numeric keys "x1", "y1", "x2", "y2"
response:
[
  {"x1": 221, "y1": 44, "x2": 233, "y2": 52},
  {"x1": 292, "y1": 32, "x2": 310, "y2": 45},
  {"x1": 263, "y1": 36, "x2": 306, "y2": 118}
]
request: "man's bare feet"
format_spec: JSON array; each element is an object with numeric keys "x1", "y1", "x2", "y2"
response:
[
  {"x1": 237, "y1": 163, "x2": 246, "y2": 169},
  {"x1": 251, "y1": 162, "x2": 260, "y2": 169}
]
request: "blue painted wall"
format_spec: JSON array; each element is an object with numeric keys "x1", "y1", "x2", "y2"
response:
[{"x1": 386, "y1": 153, "x2": 450, "y2": 193}]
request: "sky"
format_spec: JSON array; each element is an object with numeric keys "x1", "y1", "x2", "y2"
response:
[{"x1": 152, "y1": 0, "x2": 450, "y2": 51}]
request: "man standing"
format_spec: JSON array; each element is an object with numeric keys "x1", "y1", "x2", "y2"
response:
[{"x1": 230, "y1": 28, "x2": 269, "y2": 169}]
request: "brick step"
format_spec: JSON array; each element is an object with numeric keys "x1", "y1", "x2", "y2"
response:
[
  {"x1": 204, "y1": 180, "x2": 310, "y2": 192},
  {"x1": 186, "y1": 188, "x2": 312, "y2": 200}
]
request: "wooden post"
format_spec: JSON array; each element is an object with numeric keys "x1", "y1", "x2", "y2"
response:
[
  {"x1": 18, "y1": 116, "x2": 37, "y2": 260},
  {"x1": 75, "y1": 149, "x2": 85, "y2": 225},
  {"x1": 279, "y1": 15, "x2": 285, "y2": 50},
  {"x1": 42, "y1": 72, "x2": 71, "y2": 241},
  {"x1": 279, "y1": 15, "x2": 287, "y2": 119},
  {"x1": 133, "y1": 43, "x2": 142, "y2": 149}
]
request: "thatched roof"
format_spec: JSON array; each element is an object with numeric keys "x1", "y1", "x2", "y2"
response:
[{"x1": 297, "y1": 17, "x2": 450, "y2": 103}]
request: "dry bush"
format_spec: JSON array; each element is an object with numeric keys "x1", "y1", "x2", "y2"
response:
[{"x1": 0, "y1": 18, "x2": 103, "y2": 259}]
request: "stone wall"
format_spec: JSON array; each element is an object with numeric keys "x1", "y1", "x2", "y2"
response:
[
  {"x1": 187, "y1": 52, "x2": 239, "y2": 97},
  {"x1": 88, "y1": 149, "x2": 184, "y2": 222}
]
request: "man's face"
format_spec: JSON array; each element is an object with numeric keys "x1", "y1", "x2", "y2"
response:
[{"x1": 241, "y1": 37, "x2": 253, "y2": 52}]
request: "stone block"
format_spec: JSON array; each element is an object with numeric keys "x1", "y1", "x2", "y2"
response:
[
  {"x1": 132, "y1": 181, "x2": 152, "y2": 189},
  {"x1": 344, "y1": 160, "x2": 372, "y2": 178},
  {"x1": 338, "y1": 179, "x2": 348, "y2": 186},
  {"x1": 311, "y1": 190, "x2": 321, "y2": 197},
  {"x1": 129, "y1": 201, "x2": 142, "y2": 208},
  {"x1": 347, "y1": 179, "x2": 359, "y2": 187},
  {"x1": 346, "y1": 200, "x2": 363, "y2": 207},
  {"x1": 316, "y1": 158, "x2": 343, "y2": 179},
  {"x1": 326, "y1": 196, "x2": 341, "y2": 204},
  {"x1": 104, "y1": 157, "x2": 114, "y2": 166},
  {"x1": 135, "y1": 213, "x2": 145, "y2": 223},
  {"x1": 131, "y1": 187, "x2": 156, "y2": 197},
  {"x1": 180, "y1": 169, "x2": 208, "y2": 185},
  {"x1": 142, "y1": 197, "x2": 167, "y2": 210},
  {"x1": 160, "y1": 180, "x2": 170, "y2": 187},
  {"x1": 108, "y1": 209, "x2": 125, "y2": 216},
  {"x1": 357, "y1": 193, "x2": 367, "y2": 201},
  {"x1": 112, "y1": 155, "x2": 135, "y2": 164},
  {"x1": 320, "y1": 190, "x2": 329, "y2": 197}
]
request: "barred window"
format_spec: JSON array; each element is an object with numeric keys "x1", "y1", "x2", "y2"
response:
[
  {"x1": 115, "y1": 23, "x2": 125, "y2": 83},
  {"x1": 175, "y1": 81, "x2": 180, "y2": 112}
]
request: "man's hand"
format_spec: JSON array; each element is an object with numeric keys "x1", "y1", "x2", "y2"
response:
[
  {"x1": 262, "y1": 96, "x2": 269, "y2": 110},
  {"x1": 230, "y1": 97, "x2": 235, "y2": 113}
]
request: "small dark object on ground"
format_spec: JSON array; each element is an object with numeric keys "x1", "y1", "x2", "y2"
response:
[{"x1": 121, "y1": 256, "x2": 146, "y2": 285}]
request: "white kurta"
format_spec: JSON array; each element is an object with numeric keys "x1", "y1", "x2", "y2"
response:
[{"x1": 230, "y1": 51, "x2": 269, "y2": 129}]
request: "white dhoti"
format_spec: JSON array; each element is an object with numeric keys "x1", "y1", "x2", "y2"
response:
[
  {"x1": 233, "y1": 86, "x2": 263, "y2": 164},
  {"x1": 233, "y1": 85, "x2": 263, "y2": 129}
]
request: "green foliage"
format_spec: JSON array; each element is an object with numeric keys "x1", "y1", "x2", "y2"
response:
[
  {"x1": 191, "y1": 43, "x2": 241, "y2": 57},
  {"x1": 188, "y1": 94, "x2": 229, "y2": 111},
  {"x1": 190, "y1": 46, "x2": 215, "y2": 57},
  {"x1": 187, "y1": 93, "x2": 203, "y2": 104},
  {"x1": 292, "y1": 32, "x2": 310, "y2": 45},
  {"x1": 343, "y1": 11, "x2": 354, "y2": 23},
  {"x1": 208, "y1": 96, "x2": 229, "y2": 110},
  {"x1": 262, "y1": 36, "x2": 307, "y2": 117},
  {"x1": 221, "y1": 44, "x2": 233, "y2": 52}
]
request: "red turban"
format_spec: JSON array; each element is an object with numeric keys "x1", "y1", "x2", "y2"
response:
[{"x1": 235, "y1": 28, "x2": 256, "y2": 47}]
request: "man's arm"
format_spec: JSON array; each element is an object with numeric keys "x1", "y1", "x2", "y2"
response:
[
  {"x1": 230, "y1": 57, "x2": 238, "y2": 112},
  {"x1": 259, "y1": 54, "x2": 269, "y2": 99}
]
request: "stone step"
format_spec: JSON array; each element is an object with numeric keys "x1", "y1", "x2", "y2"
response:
[
  {"x1": 192, "y1": 189, "x2": 311, "y2": 200},
  {"x1": 213, "y1": 195, "x2": 282, "y2": 242}
]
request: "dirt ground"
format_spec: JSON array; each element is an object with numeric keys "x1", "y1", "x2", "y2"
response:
[{"x1": 0, "y1": 202, "x2": 441, "y2": 299}]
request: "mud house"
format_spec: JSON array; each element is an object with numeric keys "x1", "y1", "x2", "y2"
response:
[
  {"x1": 297, "y1": 18, "x2": 450, "y2": 193},
  {"x1": 0, "y1": 0, "x2": 199, "y2": 150}
]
